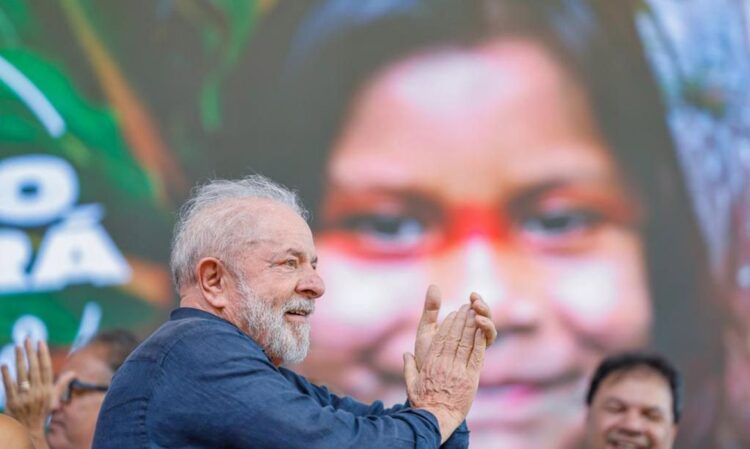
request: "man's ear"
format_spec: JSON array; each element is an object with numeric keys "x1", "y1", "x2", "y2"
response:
[{"x1": 195, "y1": 257, "x2": 232, "y2": 309}]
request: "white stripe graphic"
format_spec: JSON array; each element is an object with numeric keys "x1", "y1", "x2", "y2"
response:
[{"x1": 0, "y1": 54, "x2": 66, "y2": 137}]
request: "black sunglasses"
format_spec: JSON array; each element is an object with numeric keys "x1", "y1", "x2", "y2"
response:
[{"x1": 60, "y1": 379, "x2": 109, "y2": 404}]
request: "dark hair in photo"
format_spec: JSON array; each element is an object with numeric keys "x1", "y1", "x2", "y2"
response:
[{"x1": 586, "y1": 352, "x2": 682, "y2": 423}]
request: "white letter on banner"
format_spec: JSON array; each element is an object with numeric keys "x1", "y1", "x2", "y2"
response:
[
  {"x1": 0, "y1": 155, "x2": 78, "y2": 226},
  {"x1": 31, "y1": 204, "x2": 131, "y2": 290}
]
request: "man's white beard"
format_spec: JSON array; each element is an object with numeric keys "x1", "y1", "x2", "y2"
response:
[{"x1": 237, "y1": 279, "x2": 313, "y2": 365}]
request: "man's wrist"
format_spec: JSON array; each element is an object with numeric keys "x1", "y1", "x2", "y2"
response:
[{"x1": 418, "y1": 405, "x2": 462, "y2": 445}]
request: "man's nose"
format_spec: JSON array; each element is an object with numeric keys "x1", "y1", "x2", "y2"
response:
[
  {"x1": 296, "y1": 267, "x2": 325, "y2": 299},
  {"x1": 619, "y1": 410, "x2": 647, "y2": 434},
  {"x1": 50, "y1": 371, "x2": 76, "y2": 412},
  {"x1": 49, "y1": 388, "x2": 65, "y2": 412}
]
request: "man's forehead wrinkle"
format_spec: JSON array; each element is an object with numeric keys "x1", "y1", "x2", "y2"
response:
[
  {"x1": 208, "y1": 197, "x2": 316, "y2": 262},
  {"x1": 274, "y1": 245, "x2": 318, "y2": 260},
  {"x1": 245, "y1": 234, "x2": 316, "y2": 256}
]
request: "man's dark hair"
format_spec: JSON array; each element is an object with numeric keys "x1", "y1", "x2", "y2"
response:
[
  {"x1": 89, "y1": 329, "x2": 140, "y2": 373},
  {"x1": 586, "y1": 352, "x2": 682, "y2": 423}
]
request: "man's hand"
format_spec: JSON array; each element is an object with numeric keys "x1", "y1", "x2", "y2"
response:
[
  {"x1": 1, "y1": 338, "x2": 57, "y2": 449},
  {"x1": 469, "y1": 292, "x2": 498, "y2": 347},
  {"x1": 404, "y1": 305, "x2": 487, "y2": 444},
  {"x1": 414, "y1": 285, "x2": 441, "y2": 370},
  {"x1": 414, "y1": 286, "x2": 497, "y2": 370}
]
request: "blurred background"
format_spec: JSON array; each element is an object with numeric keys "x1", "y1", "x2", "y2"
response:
[{"x1": 1, "y1": 0, "x2": 748, "y2": 448}]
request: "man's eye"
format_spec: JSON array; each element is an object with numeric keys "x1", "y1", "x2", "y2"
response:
[
  {"x1": 521, "y1": 209, "x2": 601, "y2": 237},
  {"x1": 339, "y1": 214, "x2": 427, "y2": 245},
  {"x1": 284, "y1": 259, "x2": 299, "y2": 268}
]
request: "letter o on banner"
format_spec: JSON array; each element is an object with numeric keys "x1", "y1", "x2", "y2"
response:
[{"x1": 0, "y1": 155, "x2": 79, "y2": 226}]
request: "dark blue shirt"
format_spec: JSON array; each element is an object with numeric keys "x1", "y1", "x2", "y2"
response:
[{"x1": 93, "y1": 308, "x2": 469, "y2": 448}]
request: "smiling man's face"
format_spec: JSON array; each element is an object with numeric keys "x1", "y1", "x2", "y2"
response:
[
  {"x1": 228, "y1": 199, "x2": 325, "y2": 366},
  {"x1": 585, "y1": 368, "x2": 677, "y2": 449}
]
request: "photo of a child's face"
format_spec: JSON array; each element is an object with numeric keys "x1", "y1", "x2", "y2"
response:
[{"x1": 300, "y1": 39, "x2": 651, "y2": 448}]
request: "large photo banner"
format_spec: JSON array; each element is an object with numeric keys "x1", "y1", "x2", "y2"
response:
[{"x1": 1, "y1": 1, "x2": 749, "y2": 448}]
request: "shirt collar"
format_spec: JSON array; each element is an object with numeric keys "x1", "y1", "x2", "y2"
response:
[{"x1": 168, "y1": 307, "x2": 272, "y2": 362}]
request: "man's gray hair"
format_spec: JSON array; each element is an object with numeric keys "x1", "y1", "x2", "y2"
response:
[{"x1": 170, "y1": 175, "x2": 308, "y2": 290}]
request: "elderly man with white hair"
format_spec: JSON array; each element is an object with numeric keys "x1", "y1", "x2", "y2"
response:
[{"x1": 92, "y1": 175, "x2": 496, "y2": 449}]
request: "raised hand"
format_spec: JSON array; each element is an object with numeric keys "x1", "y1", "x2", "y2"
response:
[
  {"x1": 414, "y1": 287, "x2": 497, "y2": 370},
  {"x1": 1, "y1": 338, "x2": 55, "y2": 449},
  {"x1": 414, "y1": 285, "x2": 442, "y2": 370},
  {"x1": 404, "y1": 304, "x2": 487, "y2": 443},
  {"x1": 469, "y1": 292, "x2": 497, "y2": 347}
]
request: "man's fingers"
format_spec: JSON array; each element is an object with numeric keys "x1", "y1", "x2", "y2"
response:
[
  {"x1": 469, "y1": 292, "x2": 490, "y2": 317},
  {"x1": 415, "y1": 285, "x2": 442, "y2": 370},
  {"x1": 25, "y1": 337, "x2": 41, "y2": 386},
  {"x1": 442, "y1": 305, "x2": 470, "y2": 362},
  {"x1": 403, "y1": 353, "x2": 418, "y2": 400},
  {"x1": 455, "y1": 309, "x2": 478, "y2": 364},
  {"x1": 449, "y1": 305, "x2": 469, "y2": 339},
  {"x1": 436, "y1": 311, "x2": 457, "y2": 339},
  {"x1": 419, "y1": 285, "x2": 442, "y2": 326},
  {"x1": 469, "y1": 292, "x2": 497, "y2": 345},
  {"x1": 469, "y1": 328, "x2": 487, "y2": 370},
  {"x1": 14, "y1": 344, "x2": 27, "y2": 386},
  {"x1": 475, "y1": 315, "x2": 498, "y2": 346},
  {"x1": 1, "y1": 364, "x2": 17, "y2": 404},
  {"x1": 430, "y1": 311, "x2": 457, "y2": 359},
  {"x1": 38, "y1": 340, "x2": 53, "y2": 385}
]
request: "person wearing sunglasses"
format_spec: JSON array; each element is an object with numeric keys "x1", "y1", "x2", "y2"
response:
[
  {"x1": 59, "y1": 380, "x2": 110, "y2": 406},
  {"x1": 1, "y1": 330, "x2": 138, "y2": 449}
]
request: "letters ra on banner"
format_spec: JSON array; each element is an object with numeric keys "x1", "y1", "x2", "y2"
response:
[{"x1": 0, "y1": 154, "x2": 131, "y2": 294}]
